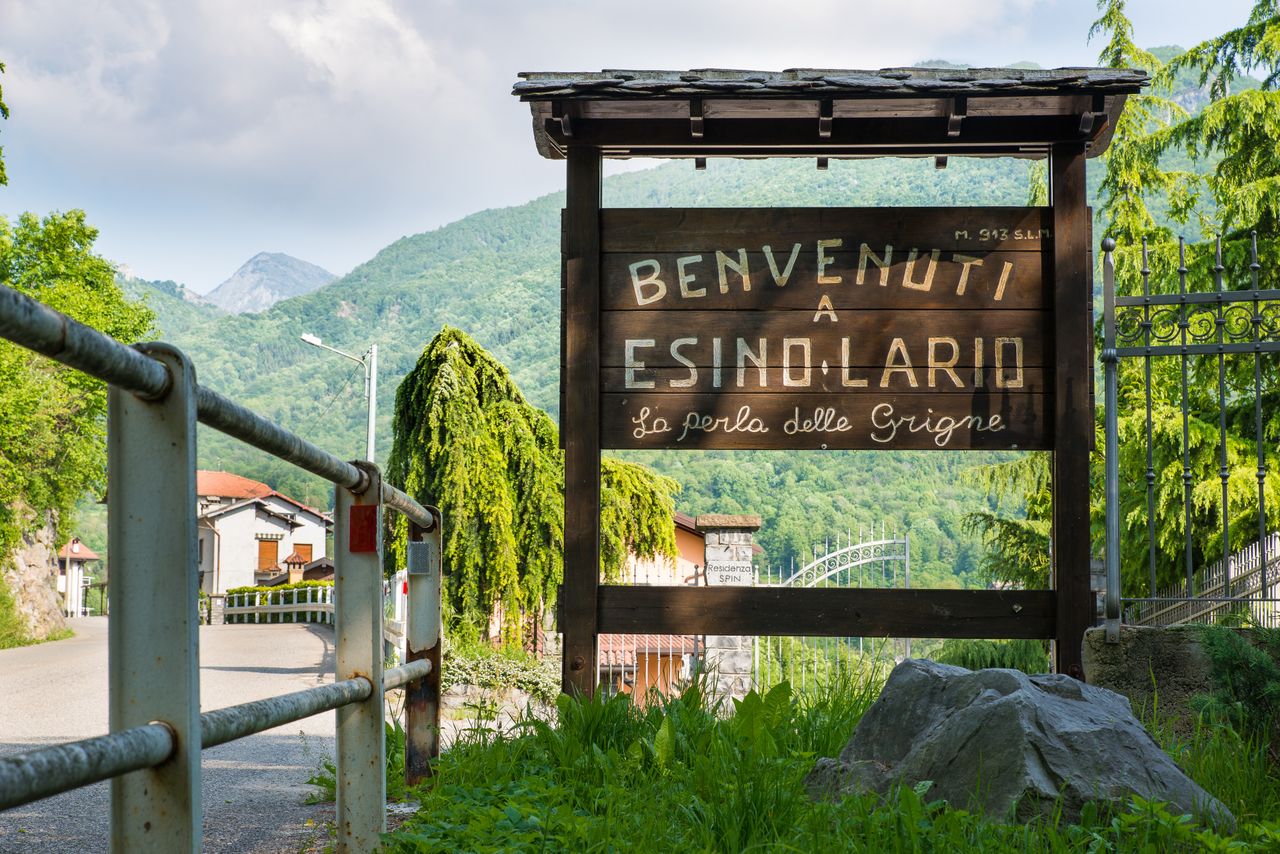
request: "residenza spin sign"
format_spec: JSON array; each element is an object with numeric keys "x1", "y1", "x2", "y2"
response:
[{"x1": 598, "y1": 206, "x2": 1053, "y2": 451}]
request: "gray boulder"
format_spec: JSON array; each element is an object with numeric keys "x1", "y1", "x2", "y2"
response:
[{"x1": 806, "y1": 659, "x2": 1233, "y2": 828}]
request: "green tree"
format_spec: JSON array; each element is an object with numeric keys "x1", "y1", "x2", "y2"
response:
[
  {"x1": 387, "y1": 326, "x2": 677, "y2": 647},
  {"x1": 0, "y1": 211, "x2": 155, "y2": 557},
  {"x1": 0, "y1": 61, "x2": 8, "y2": 186}
]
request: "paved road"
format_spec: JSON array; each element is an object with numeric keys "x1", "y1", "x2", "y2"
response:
[{"x1": 0, "y1": 618, "x2": 341, "y2": 853}]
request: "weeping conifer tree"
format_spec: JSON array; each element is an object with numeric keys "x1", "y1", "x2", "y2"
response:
[{"x1": 387, "y1": 326, "x2": 677, "y2": 646}]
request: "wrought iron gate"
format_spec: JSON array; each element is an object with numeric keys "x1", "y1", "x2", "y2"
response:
[
  {"x1": 755, "y1": 530, "x2": 911, "y2": 690},
  {"x1": 1102, "y1": 234, "x2": 1280, "y2": 638}
]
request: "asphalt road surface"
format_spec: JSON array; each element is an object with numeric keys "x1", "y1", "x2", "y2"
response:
[{"x1": 0, "y1": 618, "x2": 341, "y2": 853}]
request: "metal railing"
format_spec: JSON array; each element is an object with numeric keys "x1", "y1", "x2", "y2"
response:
[
  {"x1": 1102, "y1": 235, "x2": 1280, "y2": 640},
  {"x1": 1125, "y1": 532, "x2": 1280, "y2": 627},
  {"x1": 0, "y1": 284, "x2": 444, "y2": 852}
]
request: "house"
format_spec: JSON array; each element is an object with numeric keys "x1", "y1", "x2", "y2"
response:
[
  {"x1": 596, "y1": 512, "x2": 710, "y2": 703},
  {"x1": 56, "y1": 538, "x2": 99, "y2": 617},
  {"x1": 597, "y1": 511, "x2": 767, "y2": 703},
  {"x1": 196, "y1": 471, "x2": 332, "y2": 594}
]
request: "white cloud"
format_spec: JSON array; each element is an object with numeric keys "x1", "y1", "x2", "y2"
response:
[{"x1": 0, "y1": 0, "x2": 1259, "y2": 290}]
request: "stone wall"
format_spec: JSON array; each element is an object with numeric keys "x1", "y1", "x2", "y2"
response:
[
  {"x1": 1082, "y1": 624, "x2": 1270, "y2": 734},
  {"x1": 2, "y1": 518, "x2": 69, "y2": 642}
]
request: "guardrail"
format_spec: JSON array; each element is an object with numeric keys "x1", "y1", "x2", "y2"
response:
[{"x1": 0, "y1": 284, "x2": 444, "y2": 853}]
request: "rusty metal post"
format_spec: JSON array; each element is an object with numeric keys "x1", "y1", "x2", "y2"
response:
[
  {"x1": 108, "y1": 343, "x2": 201, "y2": 852},
  {"x1": 334, "y1": 461, "x2": 385, "y2": 852},
  {"x1": 405, "y1": 513, "x2": 442, "y2": 784}
]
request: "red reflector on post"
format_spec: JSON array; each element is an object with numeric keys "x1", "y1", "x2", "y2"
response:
[
  {"x1": 402, "y1": 580, "x2": 408, "y2": 595},
  {"x1": 348, "y1": 505, "x2": 378, "y2": 553}
]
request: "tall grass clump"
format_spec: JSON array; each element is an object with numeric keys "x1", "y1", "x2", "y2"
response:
[{"x1": 383, "y1": 661, "x2": 1280, "y2": 852}]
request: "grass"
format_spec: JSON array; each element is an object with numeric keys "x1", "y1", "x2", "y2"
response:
[{"x1": 380, "y1": 668, "x2": 1280, "y2": 853}]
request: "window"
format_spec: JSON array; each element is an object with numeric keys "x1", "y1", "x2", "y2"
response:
[
  {"x1": 294, "y1": 543, "x2": 313, "y2": 563},
  {"x1": 257, "y1": 539, "x2": 279, "y2": 571}
]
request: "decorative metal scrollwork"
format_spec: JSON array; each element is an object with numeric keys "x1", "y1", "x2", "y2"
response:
[{"x1": 1115, "y1": 298, "x2": 1280, "y2": 347}]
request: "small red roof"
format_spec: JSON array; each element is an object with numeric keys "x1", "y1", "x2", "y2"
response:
[
  {"x1": 58, "y1": 538, "x2": 100, "y2": 561},
  {"x1": 197, "y1": 470, "x2": 273, "y2": 499},
  {"x1": 598, "y1": 634, "x2": 696, "y2": 666},
  {"x1": 197, "y1": 470, "x2": 327, "y2": 520},
  {"x1": 283, "y1": 551, "x2": 309, "y2": 565}
]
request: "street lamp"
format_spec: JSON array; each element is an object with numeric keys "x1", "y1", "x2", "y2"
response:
[{"x1": 300, "y1": 333, "x2": 378, "y2": 462}]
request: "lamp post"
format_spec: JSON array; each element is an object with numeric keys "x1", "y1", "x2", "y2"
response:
[{"x1": 300, "y1": 333, "x2": 378, "y2": 462}]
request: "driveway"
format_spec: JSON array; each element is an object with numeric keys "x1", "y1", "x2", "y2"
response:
[{"x1": 0, "y1": 618, "x2": 341, "y2": 853}]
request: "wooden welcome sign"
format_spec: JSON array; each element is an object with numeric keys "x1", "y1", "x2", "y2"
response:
[{"x1": 598, "y1": 206, "x2": 1052, "y2": 451}]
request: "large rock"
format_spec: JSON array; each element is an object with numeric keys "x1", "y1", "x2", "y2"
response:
[
  {"x1": 806, "y1": 659, "x2": 1233, "y2": 828},
  {"x1": 2, "y1": 517, "x2": 68, "y2": 643}
]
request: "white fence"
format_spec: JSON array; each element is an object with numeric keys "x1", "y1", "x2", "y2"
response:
[{"x1": 224, "y1": 586, "x2": 335, "y2": 624}]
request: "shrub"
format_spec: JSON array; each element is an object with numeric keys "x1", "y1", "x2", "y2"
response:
[
  {"x1": 443, "y1": 650, "x2": 560, "y2": 705},
  {"x1": 934, "y1": 638, "x2": 1051, "y2": 673}
]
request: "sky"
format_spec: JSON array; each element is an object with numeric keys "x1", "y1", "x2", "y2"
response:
[{"x1": 0, "y1": 0, "x2": 1259, "y2": 293}]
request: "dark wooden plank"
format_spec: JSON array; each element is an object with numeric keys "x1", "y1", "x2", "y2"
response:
[
  {"x1": 602, "y1": 249, "x2": 1046, "y2": 310},
  {"x1": 597, "y1": 585, "x2": 1056, "y2": 639},
  {"x1": 1050, "y1": 142, "x2": 1093, "y2": 679},
  {"x1": 602, "y1": 392, "x2": 1049, "y2": 450},
  {"x1": 601, "y1": 366, "x2": 1052, "y2": 394},
  {"x1": 601, "y1": 310, "x2": 1051, "y2": 368},
  {"x1": 553, "y1": 115, "x2": 1091, "y2": 152},
  {"x1": 601, "y1": 207, "x2": 1050, "y2": 253},
  {"x1": 561, "y1": 147, "x2": 602, "y2": 697}
]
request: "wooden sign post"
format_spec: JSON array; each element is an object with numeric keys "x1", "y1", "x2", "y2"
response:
[{"x1": 515, "y1": 66, "x2": 1146, "y2": 696}]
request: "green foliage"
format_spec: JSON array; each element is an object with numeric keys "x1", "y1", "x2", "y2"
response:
[
  {"x1": 1090, "y1": 0, "x2": 1195, "y2": 243},
  {"x1": 387, "y1": 326, "x2": 677, "y2": 644},
  {"x1": 599, "y1": 457, "x2": 678, "y2": 583},
  {"x1": 306, "y1": 716, "x2": 410, "y2": 804},
  {"x1": 118, "y1": 275, "x2": 225, "y2": 339},
  {"x1": 1192, "y1": 625, "x2": 1280, "y2": 749},
  {"x1": 0, "y1": 210, "x2": 152, "y2": 646},
  {"x1": 0, "y1": 211, "x2": 154, "y2": 559},
  {"x1": 0, "y1": 60, "x2": 7, "y2": 186},
  {"x1": 224, "y1": 580, "x2": 333, "y2": 596},
  {"x1": 384, "y1": 674, "x2": 1280, "y2": 851},
  {"x1": 1095, "y1": 1, "x2": 1280, "y2": 240},
  {"x1": 387, "y1": 326, "x2": 564, "y2": 644},
  {"x1": 934, "y1": 638, "x2": 1051, "y2": 673},
  {"x1": 443, "y1": 649, "x2": 560, "y2": 705},
  {"x1": 963, "y1": 453, "x2": 1052, "y2": 588},
  {"x1": 0, "y1": 574, "x2": 28, "y2": 649}
]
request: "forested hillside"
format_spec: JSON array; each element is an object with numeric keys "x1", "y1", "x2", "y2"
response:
[{"x1": 122, "y1": 58, "x2": 1215, "y2": 581}]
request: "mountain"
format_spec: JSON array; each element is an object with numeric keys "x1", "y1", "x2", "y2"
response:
[
  {"x1": 205, "y1": 252, "x2": 336, "y2": 314},
  {"x1": 118, "y1": 272, "x2": 225, "y2": 339},
  {"x1": 134, "y1": 155, "x2": 1040, "y2": 584}
]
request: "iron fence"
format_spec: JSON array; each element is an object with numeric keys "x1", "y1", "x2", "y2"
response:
[
  {"x1": 0, "y1": 283, "x2": 443, "y2": 853},
  {"x1": 1102, "y1": 235, "x2": 1280, "y2": 638}
]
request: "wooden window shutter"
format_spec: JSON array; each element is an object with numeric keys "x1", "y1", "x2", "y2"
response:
[
  {"x1": 295, "y1": 543, "x2": 313, "y2": 563},
  {"x1": 257, "y1": 539, "x2": 279, "y2": 571}
]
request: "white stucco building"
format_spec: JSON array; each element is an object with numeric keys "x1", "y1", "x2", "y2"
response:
[
  {"x1": 56, "y1": 537, "x2": 99, "y2": 617},
  {"x1": 196, "y1": 471, "x2": 332, "y2": 593}
]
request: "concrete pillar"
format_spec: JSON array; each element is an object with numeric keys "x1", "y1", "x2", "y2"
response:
[{"x1": 697, "y1": 514, "x2": 760, "y2": 708}]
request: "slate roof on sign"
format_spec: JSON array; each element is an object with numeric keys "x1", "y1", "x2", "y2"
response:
[
  {"x1": 514, "y1": 66, "x2": 1146, "y2": 160},
  {"x1": 512, "y1": 67, "x2": 1147, "y2": 99}
]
